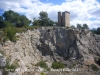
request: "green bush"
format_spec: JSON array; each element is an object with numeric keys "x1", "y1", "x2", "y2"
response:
[
  {"x1": 41, "y1": 72, "x2": 46, "y2": 75},
  {"x1": 51, "y1": 62, "x2": 65, "y2": 69},
  {"x1": 35, "y1": 61, "x2": 48, "y2": 69},
  {"x1": 26, "y1": 26, "x2": 40, "y2": 30},
  {"x1": 0, "y1": 50, "x2": 5, "y2": 56},
  {"x1": 91, "y1": 64, "x2": 99, "y2": 71},
  {"x1": 0, "y1": 50, "x2": 6, "y2": 55},
  {"x1": 66, "y1": 26, "x2": 70, "y2": 29},
  {"x1": 4, "y1": 23, "x2": 17, "y2": 42},
  {"x1": 3, "y1": 36, "x2": 8, "y2": 42},
  {"x1": 0, "y1": 31, "x2": 4, "y2": 42},
  {"x1": 97, "y1": 54, "x2": 100, "y2": 57},
  {"x1": 5, "y1": 61, "x2": 16, "y2": 72},
  {"x1": 70, "y1": 63, "x2": 76, "y2": 69},
  {"x1": 46, "y1": 67, "x2": 51, "y2": 71},
  {"x1": 15, "y1": 26, "x2": 40, "y2": 33}
]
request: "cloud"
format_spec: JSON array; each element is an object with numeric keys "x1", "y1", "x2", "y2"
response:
[
  {"x1": 0, "y1": 0, "x2": 100, "y2": 28},
  {"x1": 89, "y1": 7, "x2": 100, "y2": 19}
]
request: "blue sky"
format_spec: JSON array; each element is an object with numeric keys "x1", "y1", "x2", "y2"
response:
[
  {"x1": 41, "y1": 0, "x2": 100, "y2": 4},
  {"x1": 40, "y1": 0, "x2": 66, "y2": 4},
  {"x1": 0, "y1": 0, "x2": 100, "y2": 28}
]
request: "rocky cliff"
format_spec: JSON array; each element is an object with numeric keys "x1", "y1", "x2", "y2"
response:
[{"x1": 0, "y1": 27, "x2": 100, "y2": 75}]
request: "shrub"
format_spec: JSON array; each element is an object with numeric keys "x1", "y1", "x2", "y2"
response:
[
  {"x1": 0, "y1": 31, "x2": 4, "y2": 42},
  {"x1": 41, "y1": 72, "x2": 46, "y2": 75},
  {"x1": 5, "y1": 61, "x2": 16, "y2": 72},
  {"x1": 15, "y1": 26, "x2": 40, "y2": 33},
  {"x1": 3, "y1": 36, "x2": 8, "y2": 42},
  {"x1": 4, "y1": 24, "x2": 17, "y2": 42},
  {"x1": 66, "y1": 26, "x2": 70, "y2": 29},
  {"x1": 70, "y1": 63, "x2": 76, "y2": 69},
  {"x1": 46, "y1": 67, "x2": 51, "y2": 71},
  {"x1": 26, "y1": 26, "x2": 40, "y2": 30},
  {"x1": 35, "y1": 61, "x2": 48, "y2": 69},
  {"x1": 97, "y1": 54, "x2": 100, "y2": 57},
  {"x1": 15, "y1": 28, "x2": 27, "y2": 33},
  {"x1": 91, "y1": 64, "x2": 99, "y2": 71},
  {"x1": 0, "y1": 50, "x2": 5, "y2": 56},
  {"x1": 51, "y1": 62, "x2": 65, "y2": 69},
  {"x1": 5, "y1": 64, "x2": 16, "y2": 72}
]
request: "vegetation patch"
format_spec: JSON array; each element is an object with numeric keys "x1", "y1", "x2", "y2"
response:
[
  {"x1": 5, "y1": 62, "x2": 16, "y2": 72},
  {"x1": 70, "y1": 63, "x2": 76, "y2": 69},
  {"x1": 94, "y1": 57, "x2": 100, "y2": 66},
  {"x1": 91, "y1": 64, "x2": 99, "y2": 71},
  {"x1": 5, "y1": 59, "x2": 19, "y2": 72},
  {"x1": 35, "y1": 61, "x2": 48, "y2": 69},
  {"x1": 41, "y1": 72, "x2": 46, "y2": 75},
  {"x1": 0, "y1": 50, "x2": 5, "y2": 56},
  {"x1": 51, "y1": 62, "x2": 65, "y2": 69},
  {"x1": 66, "y1": 26, "x2": 70, "y2": 29},
  {"x1": 3, "y1": 23, "x2": 17, "y2": 42}
]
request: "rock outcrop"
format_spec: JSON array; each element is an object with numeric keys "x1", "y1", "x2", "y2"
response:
[
  {"x1": 0, "y1": 53, "x2": 6, "y2": 75},
  {"x1": 0, "y1": 27, "x2": 100, "y2": 75},
  {"x1": 36, "y1": 27, "x2": 100, "y2": 63}
]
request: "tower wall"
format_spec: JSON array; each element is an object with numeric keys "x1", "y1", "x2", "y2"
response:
[
  {"x1": 62, "y1": 12, "x2": 65, "y2": 26},
  {"x1": 58, "y1": 11, "x2": 70, "y2": 27},
  {"x1": 65, "y1": 11, "x2": 70, "y2": 27},
  {"x1": 58, "y1": 12, "x2": 62, "y2": 26}
]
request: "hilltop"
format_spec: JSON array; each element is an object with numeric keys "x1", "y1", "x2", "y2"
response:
[{"x1": 0, "y1": 27, "x2": 100, "y2": 75}]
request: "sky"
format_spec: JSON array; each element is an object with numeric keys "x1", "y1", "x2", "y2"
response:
[{"x1": 0, "y1": 0, "x2": 100, "y2": 28}]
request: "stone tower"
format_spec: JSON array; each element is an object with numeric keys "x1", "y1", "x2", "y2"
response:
[{"x1": 58, "y1": 11, "x2": 70, "y2": 27}]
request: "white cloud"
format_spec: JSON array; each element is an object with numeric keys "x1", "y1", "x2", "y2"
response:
[{"x1": 0, "y1": 0, "x2": 100, "y2": 28}]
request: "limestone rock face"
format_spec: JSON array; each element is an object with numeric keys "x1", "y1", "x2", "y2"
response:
[
  {"x1": 0, "y1": 27, "x2": 100, "y2": 75},
  {"x1": 0, "y1": 30, "x2": 42, "y2": 68},
  {"x1": 0, "y1": 53, "x2": 6, "y2": 75},
  {"x1": 36, "y1": 28, "x2": 100, "y2": 62},
  {"x1": 0, "y1": 53, "x2": 6, "y2": 68}
]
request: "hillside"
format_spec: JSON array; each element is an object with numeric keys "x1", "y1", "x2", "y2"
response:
[{"x1": 0, "y1": 27, "x2": 100, "y2": 75}]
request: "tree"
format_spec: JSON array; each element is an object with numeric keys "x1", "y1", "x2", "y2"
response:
[
  {"x1": 54, "y1": 21, "x2": 58, "y2": 26},
  {"x1": 91, "y1": 27, "x2": 100, "y2": 35},
  {"x1": 33, "y1": 18, "x2": 40, "y2": 26},
  {"x1": 17, "y1": 15, "x2": 31, "y2": 27},
  {"x1": 33, "y1": 11, "x2": 55, "y2": 26},
  {"x1": 97, "y1": 27, "x2": 100, "y2": 34},
  {"x1": 82, "y1": 23, "x2": 89, "y2": 29},
  {"x1": 71, "y1": 25, "x2": 76, "y2": 29},
  {"x1": 91, "y1": 28, "x2": 97, "y2": 34},
  {"x1": 3, "y1": 10, "x2": 20, "y2": 23},
  {"x1": 0, "y1": 16, "x2": 4, "y2": 28},
  {"x1": 39, "y1": 11, "x2": 49, "y2": 26},
  {"x1": 48, "y1": 19, "x2": 54, "y2": 26},
  {"x1": 0, "y1": 16, "x2": 3, "y2": 21},
  {"x1": 2, "y1": 10, "x2": 30, "y2": 27},
  {"x1": 77, "y1": 24, "x2": 82, "y2": 29},
  {"x1": 33, "y1": 19, "x2": 40, "y2": 26}
]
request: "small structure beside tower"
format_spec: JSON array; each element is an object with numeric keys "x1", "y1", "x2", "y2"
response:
[{"x1": 58, "y1": 11, "x2": 70, "y2": 27}]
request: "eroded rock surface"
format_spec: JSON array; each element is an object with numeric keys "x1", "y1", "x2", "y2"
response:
[{"x1": 0, "y1": 27, "x2": 100, "y2": 75}]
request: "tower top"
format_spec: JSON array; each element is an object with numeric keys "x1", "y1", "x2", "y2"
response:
[
  {"x1": 58, "y1": 11, "x2": 70, "y2": 27},
  {"x1": 58, "y1": 11, "x2": 70, "y2": 14},
  {"x1": 65, "y1": 11, "x2": 70, "y2": 14},
  {"x1": 58, "y1": 11, "x2": 61, "y2": 13}
]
